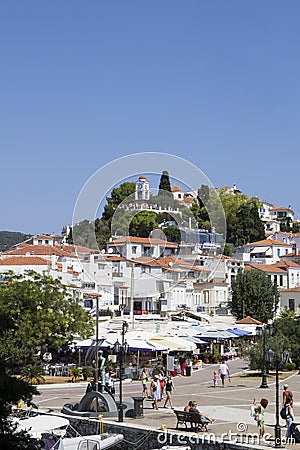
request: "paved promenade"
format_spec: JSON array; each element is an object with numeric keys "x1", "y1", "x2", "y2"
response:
[
  {"x1": 122, "y1": 359, "x2": 300, "y2": 448},
  {"x1": 35, "y1": 359, "x2": 300, "y2": 448}
]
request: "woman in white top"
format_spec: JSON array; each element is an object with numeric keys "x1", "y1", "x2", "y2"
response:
[{"x1": 150, "y1": 375, "x2": 161, "y2": 410}]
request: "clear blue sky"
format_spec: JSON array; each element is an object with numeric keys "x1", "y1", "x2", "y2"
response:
[{"x1": 1, "y1": 1, "x2": 300, "y2": 234}]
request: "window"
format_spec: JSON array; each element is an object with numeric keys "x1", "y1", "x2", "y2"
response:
[
  {"x1": 203, "y1": 290, "x2": 209, "y2": 303},
  {"x1": 84, "y1": 299, "x2": 93, "y2": 308},
  {"x1": 277, "y1": 249, "x2": 280, "y2": 257},
  {"x1": 288, "y1": 298, "x2": 295, "y2": 312},
  {"x1": 132, "y1": 246, "x2": 137, "y2": 255},
  {"x1": 38, "y1": 239, "x2": 42, "y2": 245},
  {"x1": 280, "y1": 275, "x2": 283, "y2": 287}
]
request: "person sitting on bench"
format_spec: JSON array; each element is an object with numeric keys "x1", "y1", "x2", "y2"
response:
[{"x1": 189, "y1": 401, "x2": 215, "y2": 423}]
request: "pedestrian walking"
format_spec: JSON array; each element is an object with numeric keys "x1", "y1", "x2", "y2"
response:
[
  {"x1": 141, "y1": 368, "x2": 149, "y2": 398},
  {"x1": 285, "y1": 399, "x2": 295, "y2": 443},
  {"x1": 218, "y1": 360, "x2": 230, "y2": 387},
  {"x1": 253, "y1": 398, "x2": 268, "y2": 439},
  {"x1": 163, "y1": 375, "x2": 175, "y2": 409},
  {"x1": 150, "y1": 374, "x2": 161, "y2": 410},
  {"x1": 179, "y1": 354, "x2": 186, "y2": 376},
  {"x1": 283, "y1": 383, "x2": 294, "y2": 427},
  {"x1": 213, "y1": 371, "x2": 218, "y2": 387},
  {"x1": 159, "y1": 367, "x2": 166, "y2": 398}
]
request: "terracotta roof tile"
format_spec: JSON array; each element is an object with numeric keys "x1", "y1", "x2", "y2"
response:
[
  {"x1": 245, "y1": 239, "x2": 292, "y2": 247},
  {"x1": 280, "y1": 287, "x2": 300, "y2": 293},
  {"x1": 108, "y1": 237, "x2": 178, "y2": 248},
  {"x1": 171, "y1": 185, "x2": 184, "y2": 192},
  {"x1": 0, "y1": 256, "x2": 49, "y2": 266},
  {"x1": 235, "y1": 316, "x2": 262, "y2": 325},
  {"x1": 3, "y1": 245, "x2": 79, "y2": 259},
  {"x1": 248, "y1": 263, "x2": 287, "y2": 274}
]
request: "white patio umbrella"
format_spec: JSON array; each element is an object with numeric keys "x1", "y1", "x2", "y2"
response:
[{"x1": 148, "y1": 335, "x2": 197, "y2": 352}]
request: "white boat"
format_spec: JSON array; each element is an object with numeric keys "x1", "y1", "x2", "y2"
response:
[
  {"x1": 14, "y1": 413, "x2": 70, "y2": 438},
  {"x1": 14, "y1": 410, "x2": 124, "y2": 449},
  {"x1": 53, "y1": 433, "x2": 124, "y2": 449}
]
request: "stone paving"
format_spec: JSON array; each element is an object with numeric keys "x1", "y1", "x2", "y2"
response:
[
  {"x1": 35, "y1": 358, "x2": 300, "y2": 448},
  {"x1": 121, "y1": 359, "x2": 300, "y2": 448}
]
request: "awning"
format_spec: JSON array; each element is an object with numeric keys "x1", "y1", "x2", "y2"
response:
[
  {"x1": 250, "y1": 246, "x2": 270, "y2": 254},
  {"x1": 126, "y1": 338, "x2": 168, "y2": 352},
  {"x1": 227, "y1": 328, "x2": 252, "y2": 337},
  {"x1": 193, "y1": 330, "x2": 237, "y2": 340},
  {"x1": 149, "y1": 335, "x2": 197, "y2": 351}
]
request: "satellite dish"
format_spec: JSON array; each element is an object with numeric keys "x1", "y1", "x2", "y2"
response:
[
  {"x1": 107, "y1": 248, "x2": 113, "y2": 254},
  {"x1": 101, "y1": 249, "x2": 105, "y2": 254},
  {"x1": 168, "y1": 262, "x2": 173, "y2": 267}
]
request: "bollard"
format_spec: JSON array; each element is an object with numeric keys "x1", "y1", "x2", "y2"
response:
[
  {"x1": 98, "y1": 414, "x2": 104, "y2": 434},
  {"x1": 161, "y1": 423, "x2": 167, "y2": 431}
]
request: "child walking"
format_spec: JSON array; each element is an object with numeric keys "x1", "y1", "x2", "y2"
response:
[{"x1": 213, "y1": 371, "x2": 217, "y2": 387}]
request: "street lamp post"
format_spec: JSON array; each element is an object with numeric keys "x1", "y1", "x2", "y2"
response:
[
  {"x1": 266, "y1": 348, "x2": 290, "y2": 448},
  {"x1": 257, "y1": 324, "x2": 272, "y2": 389},
  {"x1": 113, "y1": 321, "x2": 129, "y2": 422}
]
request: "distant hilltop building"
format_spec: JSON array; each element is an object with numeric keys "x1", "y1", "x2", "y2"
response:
[
  {"x1": 135, "y1": 175, "x2": 150, "y2": 201},
  {"x1": 259, "y1": 201, "x2": 296, "y2": 233},
  {"x1": 134, "y1": 175, "x2": 197, "y2": 206}
]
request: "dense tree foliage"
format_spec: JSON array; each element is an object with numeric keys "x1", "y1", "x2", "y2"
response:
[
  {"x1": 129, "y1": 211, "x2": 158, "y2": 237},
  {"x1": 226, "y1": 199, "x2": 265, "y2": 245},
  {"x1": 0, "y1": 272, "x2": 94, "y2": 448},
  {"x1": 66, "y1": 227, "x2": 73, "y2": 244},
  {"x1": 101, "y1": 182, "x2": 136, "y2": 224},
  {"x1": 197, "y1": 184, "x2": 210, "y2": 208},
  {"x1": 161, "y1": 225, "x2": 181, "y2": 243},
  {"x1": 0, "y1": 272, "x2": 94, "y2": 369},
  {"x1": 95, "y1": 218, "x2": 111, "y2": 250},
  {"x1": 230, "y1": 268, "x2": 279, "y2": 323},
  {"x1": 158, "y1": 170, "x2": 171, "y2": 192},
  {"x1": 239, "y1": 309, "x2": 300, "y2": 371}
]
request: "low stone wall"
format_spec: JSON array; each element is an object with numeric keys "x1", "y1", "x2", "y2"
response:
[{"x1": 68, "y1": 417, "x2": 264, "y2": 450}]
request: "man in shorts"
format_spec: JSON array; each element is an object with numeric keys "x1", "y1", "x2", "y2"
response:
[{"x1": 219, "y1": 360, "x2": 230, "y2": 387}]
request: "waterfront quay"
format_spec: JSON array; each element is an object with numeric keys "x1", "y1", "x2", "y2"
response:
[{"x1": 35, "y1": 358, "x2": 300, "y2": 449}]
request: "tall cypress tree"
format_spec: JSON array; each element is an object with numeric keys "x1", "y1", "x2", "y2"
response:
[{"x1": 159, "y1": 170, "x2": 171, "y2": 192}]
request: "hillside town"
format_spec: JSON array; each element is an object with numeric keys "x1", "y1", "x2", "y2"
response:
[{"x1": 1, "y1": 175, "x2": 300, "y2": 320}]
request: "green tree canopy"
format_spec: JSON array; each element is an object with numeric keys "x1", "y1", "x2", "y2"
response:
[
  {"x1": 227, "y1": 198, "x2": 265, "y2": 245},
  {"x1": 158, "y1": 170, "x2": 171, "y2": 192},
  {"x1": 102, "y1": 182, "x2": 136, "y2": 223},
  {"x1": 0, "y1": 271, "x2": 94, "y2": 368},
  {"x1": 230, "y1": 268, "x2": 279, "y2": 323},
  {"x1": 0, "y1": 272, "x2": 94, "y2": 448},
  {"x1": 129, "y1": 211, "x2": 158, "y2": 237}
]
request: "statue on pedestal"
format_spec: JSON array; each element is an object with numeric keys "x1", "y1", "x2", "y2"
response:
[{"x1": 98, "y1": 350, "x2": 106, "y2": 393}]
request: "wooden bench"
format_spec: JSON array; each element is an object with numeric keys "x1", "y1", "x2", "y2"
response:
[{"x1": 173, "y1": 410, "x2": 209, "y2": 432}]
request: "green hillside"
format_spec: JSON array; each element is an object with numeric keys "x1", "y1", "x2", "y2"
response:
[{"x1": 0, "y1": 231, "x2": 32, "y2": 252}]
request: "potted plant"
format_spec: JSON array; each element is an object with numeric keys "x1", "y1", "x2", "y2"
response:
[
  {"x1": 203, "y1": 351, "x2": 212, "y2": 364},
  {"x1": 81, "y1": 366, "x2": 92, "y2": 381},
  {"x1": 69, "y1": 367, "x2": 81, "y2": 383}
]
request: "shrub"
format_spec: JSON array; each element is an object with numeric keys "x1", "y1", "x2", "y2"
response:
[{"x1": 285, "y1": 362, "x2": 296, "y2": 371}]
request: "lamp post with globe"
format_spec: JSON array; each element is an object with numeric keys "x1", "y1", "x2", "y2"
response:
[
  {"x1": 257, "y1": 324, "x2": 272, "y2": 389},
  {"x1": 113, "y1": 321, "x2": 129, "y2": 422},
  {"x1": 265, "y1": 348, "x2": 290, "y2": 448}
]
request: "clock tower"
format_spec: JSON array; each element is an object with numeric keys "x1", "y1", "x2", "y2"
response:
[{"x1": 135, "y1": 175, "x2": 150, "y2": 201}]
